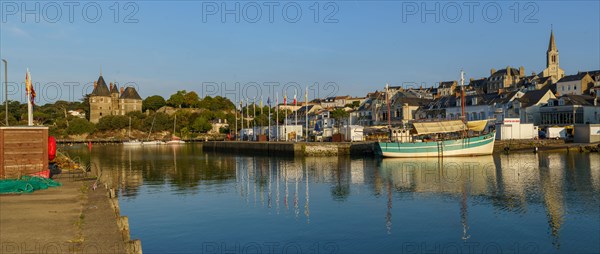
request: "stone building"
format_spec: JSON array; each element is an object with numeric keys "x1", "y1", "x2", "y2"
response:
[
  {"x1": 89, "y1": 75, "x2": 142, "y2": 123},
  {"x1": 556, "y1": 72, "x2": 594, "y2": 96},
  {"x1": 486, "y1": 66, "x2": 524, "y2": 94}
]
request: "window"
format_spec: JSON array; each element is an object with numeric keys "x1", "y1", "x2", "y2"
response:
[
  {"x1": 574, "y1": 85, "x2": 577, "y2": 90},
  {"x1": 562, "y1": 86, "x2": 565, "y2": 91},
  {"x1": 99, "y1": 113, "x2": 102, "y2": 116},
  {"x1": 568, "y1": 85, "x2": 571, "y2": 91}
]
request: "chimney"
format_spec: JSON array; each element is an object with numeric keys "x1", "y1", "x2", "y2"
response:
[
  {"x1": 519, "y1": 66, "x2": 525, "y2": 77},
  {"x1": 109, "y1": 82, "x2": 113, "y2": 89},
  {"x1": 490, "y1": 69, "x2": 496, "y2": 76},
  {"x1": 470, "y1": 78, "x2": 474, "y2": 82},
  {"x1": 506, "y1": 66, "x2": 511, "y2": 77},
  {"x1": 93, "y1": 81, "x2": 97, "y2": 89},
  {"x1": 120, "y1": 87, "x2": 124, "y2": 94}
]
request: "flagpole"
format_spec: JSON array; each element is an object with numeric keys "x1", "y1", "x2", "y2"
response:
[
  {"x1": 260, "y1": 96, "x2": 263, "y2": 136},
  {"x1": 268, "y1": 98, "x2": 271, "y2": 142},
  {"x1": 27, "y1": 94, "x2": 33, "y2": 126},
  {"x1": 235, "y1": 104, "x2": 238, "y2": 141},
  {"x1": 276, "y1": 92, "x2": 279, "y2": 141},
  {"x1": 253, "y1": 97, "x2": 256, "y2": 139},
  {"x1": 2, "y1": 59, "x2": 7, "y2": 126},
  {"x1": 294, "y1": 89, "x2": 298, "y2": 142},
  {"x1": 284, "y1": 92, "x2": 288, "y2": 142},
  {"x1": 26, "y1": 68, "x2": 33, "y2": 126},
  {"x1": 246, "y1": 98, "x2": 250, "y2": 139},
  {"x1": 305, "y1": 85, "x2": 308, "y2": 143},
  {"x1": 240, "y1": 100, "x2": 244, "y2": 140}
]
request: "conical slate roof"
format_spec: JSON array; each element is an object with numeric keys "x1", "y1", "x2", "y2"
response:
[
  {"x1": 120, "y1": 87, "x2": 142, "y2": 100},
  {"x1": 110, "y1": 82, "x2": 119, "y2": 94},
  {"x1": 91, "y1": 75, "x2": 111, "y2": 96}
]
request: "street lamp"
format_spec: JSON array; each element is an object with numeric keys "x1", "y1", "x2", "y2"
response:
[{"x1": 2, "y1": 59, "x2": 7, "y2": 126}]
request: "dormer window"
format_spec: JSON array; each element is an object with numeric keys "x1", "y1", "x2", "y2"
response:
[
  {"x1": 558, "y1": 99, "x2": 565, "y2": 106},
  {"x1": 472, "y1": 98, "x2": 478, "y2": 105}
]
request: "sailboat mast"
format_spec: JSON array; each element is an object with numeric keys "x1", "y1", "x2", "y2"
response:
[
  {"x1": 386, "y1": 84, "x2": 391, "y2": 129},
  {"x1": 173, "y1": 114, "x2": 177, "y2": 135},
  {"x1": 128, "y1": 116, "x2": 132, "y2": 138},
  {"x1": 460, "y1": 70, "x2": 466, "y2": 124}
]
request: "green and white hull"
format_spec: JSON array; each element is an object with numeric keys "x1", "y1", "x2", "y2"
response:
[{"x1": 378, "y1": 131, "x2": 496, "y2": 158}]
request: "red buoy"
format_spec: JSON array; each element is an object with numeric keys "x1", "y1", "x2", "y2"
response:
[
  {"x1": 88, "y1": 141, "x2": 93, "y2": 151},
  {"x1": 48, "y1": 136, "x2": 57, "y2": 161}
]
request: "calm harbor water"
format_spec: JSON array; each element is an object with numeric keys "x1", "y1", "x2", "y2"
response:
[{"x1": 63, "y1": 144, "x2": 600, "y2": 254}]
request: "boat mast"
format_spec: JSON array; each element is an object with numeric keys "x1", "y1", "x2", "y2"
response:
[
  {"x1": 460, "y1": 70, "x2": 467, "y2": 138},
  {"x1": 386, "y1": 83, "x2": 391, "y2": 129},
  {"x1": 460, "y1": 70, "x2": 466, "y2": 124},
  {"x1": 128, "y1": 116, "x2": 132, "y2": 139},
  {"x1": 173, "y1": 114, "x2": 177, "y2": 135},
  {"x1": 148, "y1": 114, "x2": 156, "y2": 140}
]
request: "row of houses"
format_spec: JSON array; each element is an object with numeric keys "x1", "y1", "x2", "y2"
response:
[{"x1": 279, "y1": 30, "x2": 599, "y2": 135}]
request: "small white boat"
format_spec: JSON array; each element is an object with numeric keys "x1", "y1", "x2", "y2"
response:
[
  {"x1": 166, "y1": 139, "x2": 185, "y2": 145},
  {"x1": 142, "y1": 140, "x2": 165, "y2": 145},
  {"x1": 123, "y1": 140, "x2": 142, "y2": 146}
]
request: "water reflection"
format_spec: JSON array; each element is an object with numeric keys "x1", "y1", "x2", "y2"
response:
[{"x1": 63, "y1": 144, "x2": 600, "y2": 253}]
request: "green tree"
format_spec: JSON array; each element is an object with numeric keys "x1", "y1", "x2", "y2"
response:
[
  {"x1": 191, "y1": 117, "x2": 212, "y2": 133},
  {"x1": 143, "y1": 95, "x2": 166, "y2": 112},
  {"x1": 67, "y1": 118, "x2": 96, "y2": 135},
  {"x1": 167, "y1": 90, "x2": 186, "y2": 108},
  {"x1": 96, "y1": 115, "x2": 130, "y2": 131},
  {"x1": 183, "y1": 91, "x2": 200, "y2": 108},
  {"x1": 81, "y1": 95, "x2": 91, "y2": 120},
  {"x1": 330, "y1": 108, "x2": 349, "y2": 131}
]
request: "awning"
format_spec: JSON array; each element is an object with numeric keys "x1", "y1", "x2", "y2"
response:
[
  {"x1": 412, "y1": 120, "x2": 466, "y2": 135},
  {"x1": 467, "y1": 120, "x2": 488, "y2": 132}
]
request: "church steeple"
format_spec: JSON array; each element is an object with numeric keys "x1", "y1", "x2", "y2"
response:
[
  {"x1": 548, "y1": 29, "x2": 556, "y2": 52},
  {"x1": 542, "y1": 28, "x2": 564, "y2": 81}
]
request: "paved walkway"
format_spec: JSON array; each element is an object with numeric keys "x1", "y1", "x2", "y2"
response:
[{"x1": 0, "y1": 175, "x2": 126, "y2": 253}]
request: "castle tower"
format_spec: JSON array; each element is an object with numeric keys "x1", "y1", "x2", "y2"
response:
[
  {"x1": 541, "y1": 29, "x2": 565, "y2": 81},
  {"x1": 110, "y1": 82, "x2": 120, "y2": 115},
  {"x1": 89, "y1": 75, "x2": 112, "y2": 123}
]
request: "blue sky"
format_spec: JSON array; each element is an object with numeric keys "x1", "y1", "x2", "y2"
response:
[{"x1": 1, "y1": 1, "x2": 599, "y2": 104}]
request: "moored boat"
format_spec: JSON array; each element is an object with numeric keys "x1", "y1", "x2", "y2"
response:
[
  {"x1": 378, "y1": 71, "x2": 496, "y2": 158},
  {"x1": 123, "y1": 117, "x2": 142, "y2": 146},
  {"x1": 378, "y1": 128, "x2": 495, "y2": 158}
]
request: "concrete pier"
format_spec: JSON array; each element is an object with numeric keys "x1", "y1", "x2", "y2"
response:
[{"x1": 202, "y1": 141, "x2": 379, "y2": 157}]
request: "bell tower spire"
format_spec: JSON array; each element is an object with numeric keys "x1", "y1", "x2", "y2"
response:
[
  {"x1": 548, "y1": 27, "x2": 556, "y2": 52},
  {"x1": 542, "y1": 27, "x2": 564, "y2": 81}
]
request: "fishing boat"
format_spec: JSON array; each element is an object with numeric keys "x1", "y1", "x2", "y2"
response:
[
  {"x1": 123, "y1": 117, "x2": 142, "y2": 146},
  {"x1": 378, "y1": 71, "x2": 495, "y2": 158},
  {"x1": 378, "y1": 120, "x2": 495, "y2": 157},
  {"x1": 166, "y1": 115, "x2": 186, "y2": 145}
]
